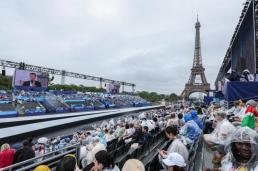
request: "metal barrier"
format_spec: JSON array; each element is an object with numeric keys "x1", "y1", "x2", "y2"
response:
[{"x1": 0, "y1": 143, "x2": 80, "y2": 171}]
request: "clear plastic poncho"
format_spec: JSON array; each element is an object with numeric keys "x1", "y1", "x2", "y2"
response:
[{"x1": 221, "y1": 127, "x2": 258, "y2": 171}]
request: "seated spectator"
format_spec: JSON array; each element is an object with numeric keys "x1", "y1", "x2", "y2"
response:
[
  {"x1": 56, "y1": 154, "x2": 81, "y2": 171},
  {"x1": 227, "y1": 100, "x2": 241, "y2": 116},
  {"x1": 104, "y1": 129, "x2": 115, "y2": 142},
  {"x1": 180, "y1": 114, "x2": 202, "y2": 144},
  {"x1": 34, "y1": 165, "x2": 51, "y2": 171},
  {"x1": 166, "y1": 113, "x2": 179, "y2": 127},
  {"x1": 114, "y1": 123, "x2": 123, "y2": 139},
  {"x1": 203, "y1": 111, "x2": 236, "y2": 149},
  {"x1": 86, "y1": 137, "x2": 106, "y2": 165},
  {"x1": 0, "y1": 143, "x2": 16, "y2": 168},
  {"x1": 91, "y1": 150, "x2": 120, "y2": 171},
  {"x1": 35, "y1": 143, "x2": 46, "y2": 162},
  {"x1": 152, "y1": 117, "x2": 160, "y2": 131},
  {"x1": 131, "y1": 123, "x2": 144, "y2": 146},
  {"x1": 122, "y1": 159, "x2": 145, "y2": 171},
  {"x1": 233, "y1": 99, "x2": 247, "y2": 119},
  {"x1": 158, "y1": 126, "x2": 189, "y2": 161},
  {"x1": 162, "y1": 152, "x2": 186, "y2": 171},
  {"x1": 190, "y1": 110, "x2": 203, "y2": 129},
  {"x1": 177, "y1": 113, "x2": 184, "y2": 127},
  {"x1": 142, "y1": 126, "x2": 153, "y2": 145},
  {"x1": 13, "y1": 140, "x2": 35, "y2": 164}
]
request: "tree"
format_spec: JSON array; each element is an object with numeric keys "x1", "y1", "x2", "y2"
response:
[{"x1": 0, "y1": 75, "x2": 12, "y2": 90}]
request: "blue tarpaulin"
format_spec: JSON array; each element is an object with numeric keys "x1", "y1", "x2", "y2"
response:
[{"x1": 223, "y1": 81, "x2": 258, "y2": 101}]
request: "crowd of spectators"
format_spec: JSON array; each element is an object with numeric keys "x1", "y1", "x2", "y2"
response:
[
  {"x1": 1, "y1": 98, "x2": 258, "y2": 171},
  {"x1": 203, "y1": 99, "x2": 258, "y2": 171},
  {"x1": 0, "y1": 107, "x2": 196, "y2": 171}
]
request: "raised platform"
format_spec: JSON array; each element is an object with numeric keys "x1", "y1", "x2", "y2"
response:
[
  {"x1": 223, "y1": 81, "x2": 258, "y2": 101},
  {"x1": 0, "y1": 105, "x2": 164, "y2": 144}
]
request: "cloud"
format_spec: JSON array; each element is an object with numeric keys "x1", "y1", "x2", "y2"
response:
[{"x1": 0, "y1": 0, "x2": 245, "y2": 94}]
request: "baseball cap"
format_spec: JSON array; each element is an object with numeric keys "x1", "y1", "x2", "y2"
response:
[{"x1": 162, "y1": 152, "x2": 186, "y2": 167}]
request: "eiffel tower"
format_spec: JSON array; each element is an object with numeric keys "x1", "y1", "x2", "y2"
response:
[{"x1": 181, "y1": 17, "x2": 210, "y2": 99}]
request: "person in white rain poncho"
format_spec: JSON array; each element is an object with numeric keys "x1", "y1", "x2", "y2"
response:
[
  {"x1": 204, "y1": 111, "x2": 236, "y2": 148},
  {"x1": 141, "y1": 118, "x2": 155, "y2": 131},
  {"x1": 220, "y1": 127, "x2": 258, "y2": 171},
  {"x1": 139, "y1": 112, "x2": 146, "y2": 120}
]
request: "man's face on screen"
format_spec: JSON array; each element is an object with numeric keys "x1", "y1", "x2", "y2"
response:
[{"x1": 30, "y1": 73, "x2": 36, "y2": 81}]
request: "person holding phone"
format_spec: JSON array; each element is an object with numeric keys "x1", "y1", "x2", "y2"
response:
[{"x1": 158, "y1": 126, "x2": 188, "y2": 161}]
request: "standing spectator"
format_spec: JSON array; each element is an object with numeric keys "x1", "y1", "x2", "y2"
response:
[{"x1": 0, "y1": 143, "x2": 16, "y2": 168}]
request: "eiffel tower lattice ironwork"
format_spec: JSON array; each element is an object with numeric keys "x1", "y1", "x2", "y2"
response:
[{"x1": 181, "y1": 17, "x2": 210, "y2": 99}]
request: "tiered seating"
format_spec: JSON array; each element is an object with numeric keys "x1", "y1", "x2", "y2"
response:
[
  {"x1": 0, "y1": 91, "x2": 18, "y2": 117},
  {"x1": 42, "y1": 95, "x2": 70, "y2": 113},
  {"x1": 21, "y1": 101, "x2": 46, "y2": 116},
  {"x1": 82, "y1": 128, "x2": 166, "y2": 170},
  {"x1": 0, "y1": 90, "x2": 151, "y2": 116},
  {"x1": 0, "y1": 103, "x2": 18, "y2": 117}
]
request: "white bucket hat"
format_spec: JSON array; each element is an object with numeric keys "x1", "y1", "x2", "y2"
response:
[{"x1": 162, "y1": 152, "x2": 186, "y2": 167}]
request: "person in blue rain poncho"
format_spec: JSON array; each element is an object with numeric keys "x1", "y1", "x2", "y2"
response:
[
  {"x1": 180, "y1": 114, "x2": 202, "y2": 144},
  {"x1": 191, "y1": 110, "x2": 203, "y2": 129}
]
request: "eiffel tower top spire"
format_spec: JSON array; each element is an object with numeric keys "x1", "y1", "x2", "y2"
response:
[{"x1": 193, "y1": 15, "x2": 202, "y2": 67}]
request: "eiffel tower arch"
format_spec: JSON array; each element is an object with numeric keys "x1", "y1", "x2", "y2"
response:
[{"x1": 181, "y1": 17, "x2": 210, "y2": 99}]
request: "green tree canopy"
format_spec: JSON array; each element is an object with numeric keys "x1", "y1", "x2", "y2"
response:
[{"x1": 0, "y1": 75, "x2": 12, "y2": 90}]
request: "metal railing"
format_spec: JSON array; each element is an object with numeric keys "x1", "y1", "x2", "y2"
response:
[{"x1": 0, "y1": 143, "x2": 80, "y2": 171}]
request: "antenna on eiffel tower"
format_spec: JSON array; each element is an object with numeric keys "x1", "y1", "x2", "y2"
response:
[{"x1": 181, "y1": 16, "x2": 210, "y2": 99}]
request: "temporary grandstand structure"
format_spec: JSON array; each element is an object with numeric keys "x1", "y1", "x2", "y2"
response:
[
  {"x1": 0, "y1": 59, "x2": 136, "y2": 92},
  {"x1": 215, "y1": 0, "x2": 258, "y2": 87}
]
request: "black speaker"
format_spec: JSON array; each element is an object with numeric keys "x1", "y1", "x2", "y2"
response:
[{"x1": 2, "y1": 70, "x2": 5, "y2": 76}]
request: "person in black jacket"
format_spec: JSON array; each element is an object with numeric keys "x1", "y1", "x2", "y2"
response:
[
  {"x1": 22, "y1": 73, "x2": 41, "y2": 87},
  {"x1": 132, "y1": 124, "x2": 144, "y2": 145},
  {"x1": 142, "y1": 126, "x2": 153, "y2": 145},
  {"x1": 13, "y1": 141, "x2": 35, "y2": 164}
]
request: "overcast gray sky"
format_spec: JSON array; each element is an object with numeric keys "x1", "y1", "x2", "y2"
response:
[{"x1": 0, "y1": 0, "x2": 245, "y2": 94}]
